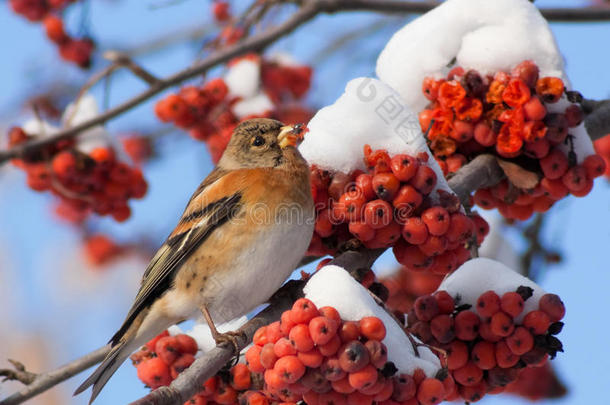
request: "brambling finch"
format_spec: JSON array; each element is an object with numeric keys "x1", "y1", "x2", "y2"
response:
[{"x1": 76, "y1": 118, "x2": 314, "y2": 403}]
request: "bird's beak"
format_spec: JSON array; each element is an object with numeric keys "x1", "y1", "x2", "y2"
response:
[{"x1": 278, "y1": 125, "x2": 304, "y2": 149}]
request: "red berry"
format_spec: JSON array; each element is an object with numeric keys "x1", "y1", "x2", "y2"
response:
[
  {"x1": 359, "y1": 317, "x2": 386, "y2": 341},
  {"x1": 453, "y1": 361, "x2": 483, "y2": 387},
  {"x1": 410, "y1": 165, "x2": 437, "y2": 195},
  {"x1": 446, "y1": 340, "x2": 469, "y2": 370},
  {"x1": 274, "y1": 355, "x2": 305, "y2": 384},
  {"x1": 430, "y1": 314, "x2": 454, "y2": 344},
  {"x1": 476, "y1": 291, "x2": 501, "y2": 318},
  {"x1": 417, "y1": 378, "x2": 445, "y2": 405},
  {"x1": 490, "y1": 312, "x2": 514, "y2": 337},
  {"x1": 289, "y1": 324, "x2": 314, "y2": 352},
  {"x1": 495, "y1": 340, "x2": 520, "y2": 368},
  {"x1": 309, "y1": 316, "x2": 338, "y2": 345},
  {"x1": 523, "y1": 310, "x2": 551, "y2": 335},
  {"x1": 401, "y1": 217, "x2": 429, "y2": 245},
  {"x1": 363, "y1": 199, "x2": 393, "y2": 230},
  {"x1": 433, "y1": 291, "x2": 455, "y2": 314},
  {"x1": 583, "y1": 154, "x2": 606, "y2": 179},
  {"x1": 454, "y1": 310, "x2": 480, "y2": 341},
  {"x1": 137, "y1": 357, "x2": 172, "y2": 389},
  {"x1": 505, "y1": 326, "x2": 534, "y2": 356},
  {"x1": 390, "y1": 154, "x2": 419, "y2": 181},
  {"x1": 414, "y1": 295, "x2": 439, "y2": 321},
  {"x1": 421, "y1": 207, "x2": 450, "y2": 236},
  {"x1": 500, "y1": 292, "x2": 524, "y2": 318},
  {"x1": 471, "y1": 341, "x2": 497, "y2": 370},
  {"x1": 538, "y1": 293, "x2": 565, "y2": 322},
  {"x1": 291, "y1": 298, "x2": 319, "y2": 324}
]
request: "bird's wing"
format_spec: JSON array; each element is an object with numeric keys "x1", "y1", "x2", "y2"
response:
[{"x1": 110, "y1": 167, "x2": 242, "y2": 345}]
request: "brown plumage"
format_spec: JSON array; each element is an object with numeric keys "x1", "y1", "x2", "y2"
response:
[{"x1": 75, "y1": 118, "x2": 314, "y2": 403}]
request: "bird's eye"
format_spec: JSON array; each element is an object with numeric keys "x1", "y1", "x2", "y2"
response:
[{"x1": 252, "y1": 135, "x2": 265, "y2": 147}]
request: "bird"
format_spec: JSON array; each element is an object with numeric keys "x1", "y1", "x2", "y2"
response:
[{"x1": 75, "y1": 118, "x2": 314, "y2": 403}]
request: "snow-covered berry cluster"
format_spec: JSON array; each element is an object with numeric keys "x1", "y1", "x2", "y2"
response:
[
  {"x1": 132, "y1": 331, "x2": 264, "y2": 405},
  {"x1": 246, "y1": 298, "x2": 450, "y2": 405},
  {"x1": 308, "y1": 146, "x2": 488, "y2": 276},
  {"x1": 154, "y1": 54, "x2": 313, "y2": 163},
  {"x1": 418, "y1": 61, "x2": 605, "y2": 221},
  {"x1": 407, "y1": 259, "x2": 566, "y2": 402},
  {"x1": 9, "y1": 0, "x2": 94, "y2": 68},
  {"x1": 8, "y1": 126, "x2": 147, "y2": 223}
]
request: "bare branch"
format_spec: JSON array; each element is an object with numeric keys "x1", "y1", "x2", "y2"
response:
[
  {"x1": 0, "y1": 346, "x2": 110, "y2": 405},
  {"x1": 320, "y1": 0, "x2": 610, "y2": 22},
  {"x1": 0, "y1": 360, "x2": 37, "y2": 385},
  {"x1": 582, "y1": 98, "x2": 610, "y2": 141},
  {"x1": 447, "y1": 154, "x2": 505, "y2": 206}
]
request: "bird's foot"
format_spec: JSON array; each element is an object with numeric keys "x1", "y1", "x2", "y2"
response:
[{"x1": 213, "y1": 330, "x2": 246, "y2": 358}]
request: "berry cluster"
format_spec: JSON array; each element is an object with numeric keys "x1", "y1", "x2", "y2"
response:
[
  {"x1": 308, "y1": 147, "x2": 488, "y2": 276},
  {"x1": 154, "y1": 55, "x2": 312, "y2": 163},
  {"x1": 133, "y1": 331, "x2": 271, "y2": 405},
  {"x1": 418, "y1": 61, "x2": 605, "y2": 220},
  {"x1": 594, "y1": 134, "x2": 610, "y2": 179},
  {"x1": 83, "y1": 234, "x2": 123, "y2": 267},
  {"x1": 9, "y1": 127, "x2": 147, "y2": 223},
  {"x1": 246, "y1": 298, "x2": 450, "y2": 405},
  {"x1": 9, "y1": 0, "x2": 94, "y2": 68},
  {"x1": 407, "y1": 288, "x2": 565, "y2": 402}
]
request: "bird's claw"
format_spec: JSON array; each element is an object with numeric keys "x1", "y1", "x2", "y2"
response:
[{"x1": 213, "y1": 330, "x2": 246, "y2": 361}]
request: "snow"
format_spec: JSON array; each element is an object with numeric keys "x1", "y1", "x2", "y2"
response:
[
  {"x1": 478, "y1": 211, "x2": 523, "y2": 274},
  {"x1": 62, "y1": 94, "x2": 110, "y2": 153},
  {"x1": 168, "y1": 316, "x2": 248, "y2": 355},
  {"x1": 225, "y1": 59, "x2": 261, "y2": 99},
  {"x1": 300, "y1": 77, "x2": 454, "y2": 200},
  {"x1": 232, "y1": 92, "x2": 274, "y2": 118},
  {"x1": 375, "y1": 0, "x2": 595, "y2": 162},
  {"x1": 22, "y1": 119, "x2": 59, "y2": 137},
  {"x1": 304, "y1": 265, "x2": 441, "y2": 377},
  {"x1": 438, "y1": 258, "x2": 545, "y2": 323},
  {"x1": 376, "y1": 0, "x2": 566, "y2": 112}
]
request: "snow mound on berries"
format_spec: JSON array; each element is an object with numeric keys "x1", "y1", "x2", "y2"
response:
[
  {"x1": 300, "y1": 77, "x2": 453, "y2": 198},
  {"x1": 304, "y1": 265, "x2": 442, "y2": 377},
  {"x1": 377, "y1": 0, "x2": 565, "y2": 112},
  {"x1": 168, "y1": 316, "x2": 248, "y2": 354},
  {"x1": 225, "y1": 59, "x2": 260, "y2": 99},
  {"x1": 438, "y1": 258, "x2": 544, "y2": 323},
  {"x1": 62, "y1": 94, "x2": 110, "y2": 152},
  {"x1": 233, "y1": 92, "x2": 273, "y2": 118},
  {"x1": 478, "y1": 212, "x2": 522, "y2": 273},
  {"x1": 376, "y1": 0, "x2": 596, "y2": 161}
]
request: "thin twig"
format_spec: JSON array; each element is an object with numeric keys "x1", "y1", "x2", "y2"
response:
[
  {"x1": 0, "y1": 360, "x2": 37, "y2": 385},
  {"x1": 0, "y1": 346, "x2": 110, "y2": 405}
]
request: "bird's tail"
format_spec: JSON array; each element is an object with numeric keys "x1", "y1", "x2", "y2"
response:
[
  {"x1": 74, "y1": 339, "x2": 139, "y2": 404},
  {"x1": 75, "y1": 308, "x2": 171, "y2": 404}
]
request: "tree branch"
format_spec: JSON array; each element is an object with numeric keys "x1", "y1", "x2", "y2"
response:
[
  {"x1": 582, "y1": 98, "x2": 610, "y2": 141},
  {"x1": 2, "y1": 0, "x2": 609, "y2": 165},
  {"x1": 0, "y1": 346, "x2": 110, "y2": 405},
  {"x1": 448, "y1": 154, "x2": 504, "y2": 206}
]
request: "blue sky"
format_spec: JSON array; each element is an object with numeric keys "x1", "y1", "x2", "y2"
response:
[{"x1": 0, "y1": 1, "x2": 608, "y2": 404}]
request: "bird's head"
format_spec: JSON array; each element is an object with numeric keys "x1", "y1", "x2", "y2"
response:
[{"x1": 218, "y1": 118, "x2": 307, "y2": 170}]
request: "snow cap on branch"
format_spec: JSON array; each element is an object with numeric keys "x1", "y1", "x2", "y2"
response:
[
  {"x1": 438, "y1": 258, "x2": 545, "y2": 323},
  {"x1": 304, "y1": 265, "x2": 442, "y2": 376},
  {"x1": 300, "y1": 77, "x2": 454, "y2": 198},
  {"x1": 377, "y1": 0, "x2": 566, "y2": 112},
  {"x1": 376, "y1": 0, "x2": 595, "y2": 161}
]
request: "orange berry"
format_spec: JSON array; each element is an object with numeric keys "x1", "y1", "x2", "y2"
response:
[
  {"x1": 297, "y1": 347, "x2": 324, "y2": 368},
  {"x1": 421, "y1": 207, "x2": 450, "y2": 236},
  {"x1": 155, "y1": 336, "x2": 180, "y2": 365},
  {"x1": 535, "y1": 77, "x2": 564, "y2": 103},
  {"x1": 454, "y1": 310, "x2": 480, "y2": 341},
  {"x1": 309, "y1": 316, "x2": 338, "y2": 345},
  {"x1": 319, "y1": 334, "x2": 342, "y2": 357},
  {"x1": 490, "y1": 312, "x2": 514, "y2": 337},
  {"x1": 274, "y1": 337, "x2": 297, "y2": 357},
  {"x1": 363, "y1": 199, "x2": 392, "y2": 230},
  {"x1": 391, "y1": 374, "x2": 416, "y2": 401},
  {"x1": 253, "y1": 326, "x2": 268, "y2": 346},
  {"x1": 538, "y1": 293, "x2": 565, "y2": 322},
  {"x1": 410, "y1": 165, "x2": 437, "y2": 195},
  {"x1": 339, "y1": 321, "x2": 361, "y2": 342},
  {"x1": 523, "y1": 310, "x2": 551, "y2": 335},
  {"x1": 331, "y1": 376, "x2": 356, "y2": 394},
  {"x1": 170, "y1": 353, "x2": 195, "y2": 379},
  {"x1": 266, "y1": 321, "x2": 284, "y2": 344},
  {"x1": 245, "y1": 345, "x2": 264, "y2": 373},
  {"x1": 505, "y1": 326, "x2": 534, "y2": 356},
  {"x1": 338, "y1": 341, "x2": 370, "y2": 373},
  {"x1": 176, "y1": 334, "x2": 198, "y2": 355},
  {"x1": 348, "y1": 364, "x2": 377, "y2": 390},
  {"x1": 137, "y1": 357, "x2": 172, "y2": 389},
  {"x1": 289, "y1": 324, "x2": 314, "y2": 352},
  {"x1": 229, "y1": 363, "x2": 251, "y2": 390},
  {"x1": 471, "y1": 341, "x2": 496, "y2": 370},
  {"x1": 495, "y1": 340, "x2": 519, "y2": 368},
  {"x1": 417, "y1": 378, "x2": 445, "y2": 405},
  {"x1": 274, "y1": 355, "x2": 305, "y2": 384},
  {"x1": 500, "y1": 292, "x2": 524, "y2": 318},
  {"x1": 454, "y1": 361, "x2": 483, "y2": 387},
  {"x1": 446, "y1": 341, "x2": 468, "y2": 370},
  {"x1": 260, "y1": 343, "x2": 278, "y2": 369},
  {"x1": 476, "y1": 291, "x2": 501, "y2": 318},
  {"x1": 364, "y1": 340, "x2": 388, "y2": 368},
  {"x1": 359, "y1": 317, "x2": 386, "y2": 341},
  {"x1": 291, "y1": 298, "x2": 319, "y2": 324},
  {"x1": 401, "y1": 217, "x2": 428, "y2": 245}
]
